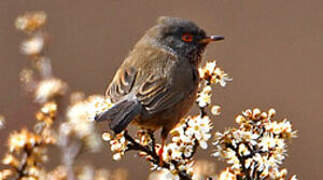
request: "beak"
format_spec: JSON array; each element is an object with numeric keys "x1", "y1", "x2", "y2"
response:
[{"x1": 200, "y1": 35, "x2": 224, "y2": 44}]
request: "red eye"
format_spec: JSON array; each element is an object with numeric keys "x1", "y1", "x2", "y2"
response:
[{"x1": 182, "y1": 33, "x2": 193, "y2": 42}]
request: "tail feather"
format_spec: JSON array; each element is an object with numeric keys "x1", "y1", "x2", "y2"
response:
[{"x1": 95, "y1": 97, "x2": 142, "y2": 134}]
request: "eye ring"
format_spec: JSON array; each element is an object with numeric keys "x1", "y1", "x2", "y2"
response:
[{"x1": 182, "y1": 33, "x2": 193, "y2": 42}]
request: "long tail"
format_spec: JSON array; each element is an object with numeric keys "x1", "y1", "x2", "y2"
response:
[{"x1": 95, "y1": 97, "x2": 142, "y2": 134}]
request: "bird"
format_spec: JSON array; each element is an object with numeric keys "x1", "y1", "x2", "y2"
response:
[{"x1": 95, "y1": 16, "x2": 224, "y2": 161}]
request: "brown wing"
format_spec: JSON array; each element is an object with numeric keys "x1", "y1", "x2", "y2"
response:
[
  {"x1": 106, "y1": 67, "x2": 137, "y2": 102},
  {"x1": 136, "y1": 73, "x2": 185, "y2": 114},
  {"x1": 107, "y1": 47, "x2": 186, "y2": 114},
  {"x1": 107, "y1": 68, "x2": 184, "y2": 114}
]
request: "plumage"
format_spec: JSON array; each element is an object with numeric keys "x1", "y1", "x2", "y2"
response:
[{"x1": 95, "y1": 16, "x2": 223, "y2": 141}]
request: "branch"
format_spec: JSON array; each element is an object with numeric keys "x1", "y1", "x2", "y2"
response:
[
  {"x1": 15, "y1": 148, "x2": 32, "y2": 180},
  {"x1": 226, "y1": 143, "x2": 251, "y2": 180},
  {"x1": 123, "y1": 131, "x2": 192, "y2": 180},
  {"x1": 124, "y1": 131, "x2": 159, "y2": 162}
]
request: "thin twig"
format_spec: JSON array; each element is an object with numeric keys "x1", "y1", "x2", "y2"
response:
[
  {"x1": 199, "y1": 107, "x2": 207, "y2": 117},
  {"x1": 226, "y1": 143, "x2": 251, "y2": 180},
  {"x1": 186, "y1": 140, "x2": 199, "y2": 159},
  {"x1": 124, "y1": 131, "x2": 159, "y2": 161},
  {"x1": 124, "y1": 131, "x2": 192, "y2": 180},
  {"x1": 59, "y1": 133, "x2": 82, "y2": 180},
  {"x1": 15, "y1": 148, "x2": 32, "y2": 180},
  {"x1": 147, "y1": 130, "x2": 157, "y2": 154}
]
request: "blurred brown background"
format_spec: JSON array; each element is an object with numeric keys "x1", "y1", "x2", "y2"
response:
[{"x1": 0, "y1": 0, "x2": 322, "y2": 179}]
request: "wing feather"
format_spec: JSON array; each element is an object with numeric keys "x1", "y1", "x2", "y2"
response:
[
  {"x1": 106, "y1": 67, "x2": 137, "y2": 102},
  {"x1": 106, "y1": 48, "x2": 185, "y2": 115},
  {"x1": 137, "y1": 74, "x2": 184, "y2": 114}
]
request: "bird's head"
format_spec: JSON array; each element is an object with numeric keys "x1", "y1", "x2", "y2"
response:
[{"x1": 141, "y1": 16, "x2": 224, "y2": 63}]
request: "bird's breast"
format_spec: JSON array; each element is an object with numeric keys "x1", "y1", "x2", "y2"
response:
[{"x1": 170, "y1": 58, "x2": 199, "y2": 92}]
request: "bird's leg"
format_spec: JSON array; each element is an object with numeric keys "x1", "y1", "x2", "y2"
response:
[
  {"x1": 159, "y1": 128, "x2": 169, "y2": 166},
  {"x1": 158, "y1": 138, "x2": 165, "y2": 166}
]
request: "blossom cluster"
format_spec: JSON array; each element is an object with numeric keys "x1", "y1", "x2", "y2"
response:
[
  {"x1": 59, "y1": 94, "x2": 112, "y2": 152},
  {"x1": 35, "y1": 78, "x2": 67, "y2": 103},
  {"x1": 1, "y1": 33, "x2": 61, "y2": 178},
  {"x1": 152, "y1": 115, "x2": 213, "y2": 177},
  {"x1": 198, "y1": 61, "x2": 231, "y2": 87},
  {"x1": 0, "y1": 102, "x2": 58, "y2": 179},
  {"x1": 15, "y1": 11, "x2": 47, "y2": 33},
  {"x1": 16, "y1": 12, "x2": 47, "y2": 58},
  {"x1": 16, "y1": 11, "x2": 67, "y2": 104},
  {"x1": 0, "y1": 11, "x2": 125, "y2": 180},
  {"x1": 102, "y1": 131, "x2": 128, "y2": 161},
  {"x1": 197, "y1": 61, "x2": 231, "y2": 110},
  {"x1": 212, "y1": 108, "x2": 297, "y2": 180}
]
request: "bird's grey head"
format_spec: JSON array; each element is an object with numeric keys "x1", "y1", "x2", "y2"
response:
[{"x1": 142, "y1": 16, "x2": 224, "y2": 63}]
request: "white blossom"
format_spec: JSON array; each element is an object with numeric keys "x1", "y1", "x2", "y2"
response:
[
  {"x1": 213, "y1": 108, "x2": 297, "y2": 179},
  {"x1": 21, "y1": 35, "x2": 44, "y2": 55}
]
